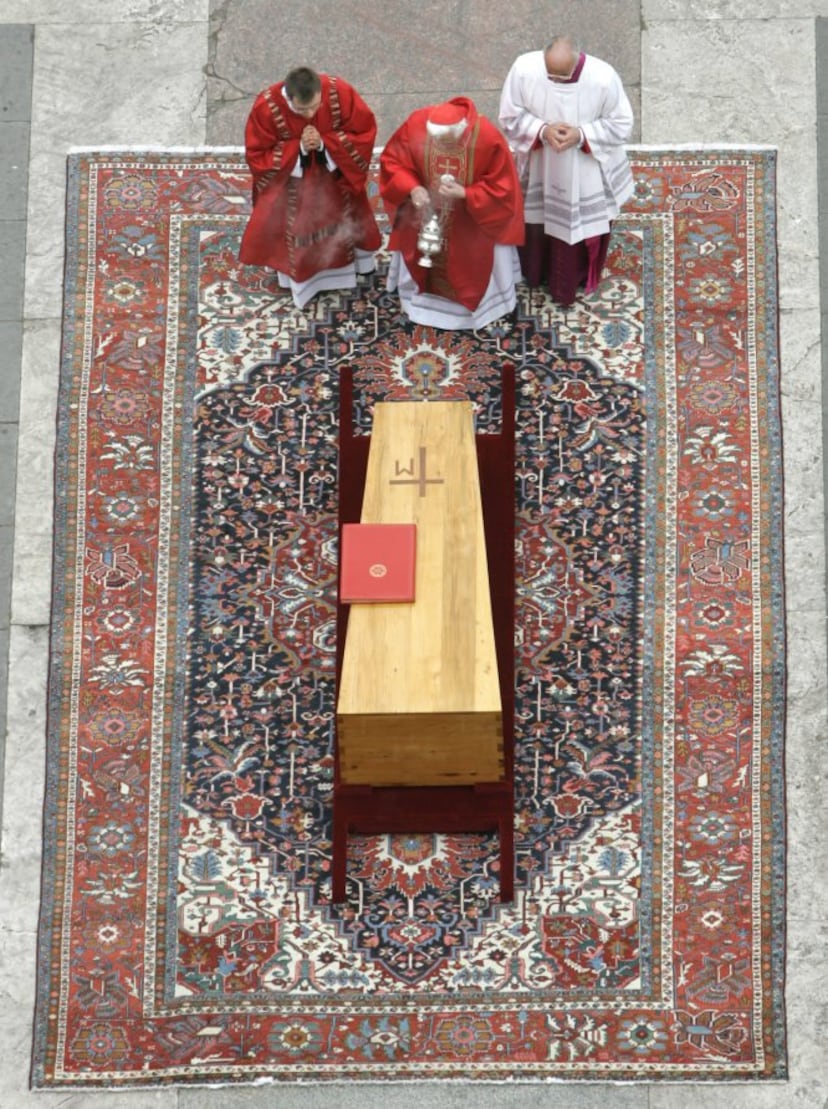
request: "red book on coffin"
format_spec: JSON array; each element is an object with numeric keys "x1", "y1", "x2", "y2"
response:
[{"x1": 339, "y1": 523, "x2": 416, "y2": 603}]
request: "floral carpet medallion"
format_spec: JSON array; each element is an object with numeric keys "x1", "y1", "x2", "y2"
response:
[{"x1": 33, "y1": 149, "x2": 786, "y2": 1085}]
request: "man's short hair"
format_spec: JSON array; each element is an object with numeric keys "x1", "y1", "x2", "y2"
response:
[
  {"x1": 544, "y1": 34, "x2": 579, "y2": 53},
  {"x1": 284, "y1": 67, "x2": 322, "y2": 104}
]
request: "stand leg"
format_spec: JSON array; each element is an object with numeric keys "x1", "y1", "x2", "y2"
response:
[
  {"x1": 499, "y1": 807, "x2": 515, "y2": 903},
  {"x1": 332, "y1": 805, "x2": 348, "y2": 903}
]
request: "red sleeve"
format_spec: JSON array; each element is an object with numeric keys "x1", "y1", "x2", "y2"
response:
[
  {"x1": 462, "y1": 121, "x2": 525, "y2": 244},
  {"x1": 320, "y1": 78, "x2": 377, "y2": 195},
  {"x1": 379, "y1": 118, "x2": 425, "y2": 202},
  {"x1": 243, "y1": 91, "x2": 300, "y2": 185},
  {"x1": 378, "y1": 116, "x2": 427, "y2": 224}
]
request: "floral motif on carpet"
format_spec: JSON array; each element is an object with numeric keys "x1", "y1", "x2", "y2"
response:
[{"x1": 33, "y1": 149, "x2": 786, "y2": 1085}]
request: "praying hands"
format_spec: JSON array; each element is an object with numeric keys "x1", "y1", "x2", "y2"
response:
[
  {"x1": 302, "y1": 124, "x2": 322, "y2": 151},
  {"x1": 542, "y1": 122, "x2": 581, "y2": 151}
]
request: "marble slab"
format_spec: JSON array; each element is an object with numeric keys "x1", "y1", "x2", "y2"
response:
[
  {"x1": 0, "y1": 427, "x2": 17, "y2": 530},
  {"x1": 779, "y1": 307, "x2": 822, "y2": 405},
  {"x1": 0, "y1": 0, "x2": 206, "y2": 21},
  {"x1": 645, "y1": 0, "x2": 828, "y2": 18},
  {"x1": 782, "y1": 392, "x2": 827, "y2": 586},
  {"x1": 207, "y1": 0, "x2": 641, "y2": 146},
  {"x1": 0, "y1": 542, "x2": 9, "y2": 630},
  {"x1": 0, "y1": 22, "x2": 33, "y2": 121},
  {"x1": 0, "y1": 121, "x2": 30, "y2": 221},
  {"x1": 0, "y1": 220, "x2": 26, "y2": 319},
  {"x1": 13, "y1": 317, "x2": 58, "y2": 540},
  {"x1": 2, "y1": 625, "x2": 47, "y2": 858},
  {"x1": 24, "y1": 21, "x2": 209, "y2": 320},
  {"x1": 0, "y1": 320, "x2": 23, "y2": 422}
]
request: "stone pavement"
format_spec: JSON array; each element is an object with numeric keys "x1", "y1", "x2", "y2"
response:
[{"x1": 0, "y1": 1, "x2": 825, "y2": 1106}]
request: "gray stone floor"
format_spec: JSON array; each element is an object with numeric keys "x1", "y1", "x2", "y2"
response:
[
  {"x1": 0, "y1": 1, "x2": 826, "y2": 1106},
  {"x1": 0, "y1": 21, "x2": 29, "y2": 857}
]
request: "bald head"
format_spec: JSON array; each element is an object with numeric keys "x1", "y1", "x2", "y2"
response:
[{"x1": 544, "y1": 36, "x2": 579, "y2": 79}]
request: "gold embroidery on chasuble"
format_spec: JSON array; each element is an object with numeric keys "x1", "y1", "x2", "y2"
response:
[
  {"x1": 329, "y1": 77, "x2": 370, "y2": 174},
  {"x1": 329, "y1": 77, "x2": 342, "y2": 129},
  {"x1": 254, "y1": 87, "x2": 292, "y2": 199},
  {"x1": 423, "y1": 120, "x2": 479, "y2": 301},
  {"x1": 263, "y1": 87, "x2": 292, "y2": 151}
]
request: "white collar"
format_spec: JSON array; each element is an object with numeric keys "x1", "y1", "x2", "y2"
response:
[{"x1": 426, "y1": 119, "x2": 468, "y2": 140}]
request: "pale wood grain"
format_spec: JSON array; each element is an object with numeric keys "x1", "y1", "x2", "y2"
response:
[{"x1": 337, "y1": 401, "x2": 503, "y2": 786}]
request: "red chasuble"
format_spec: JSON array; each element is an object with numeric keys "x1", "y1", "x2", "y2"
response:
[
  {"x1": 379, "y1": 97, "x2": 524, "y2": 311},
  {"x1": 239, "y1": 75, "x2": 381, "y2": 280}
]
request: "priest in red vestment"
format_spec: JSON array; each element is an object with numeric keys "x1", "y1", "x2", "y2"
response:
[
  {"x1": 380, "y1": 98, "x2": 524, "y2": 330},
  {"x1": 239, "y1": 66, "x2": 381, "y2": 308}
]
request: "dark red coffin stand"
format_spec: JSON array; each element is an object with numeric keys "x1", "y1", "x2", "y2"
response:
[{"x1": 333, "y1": 364, "x2": 515, "y2": 903}]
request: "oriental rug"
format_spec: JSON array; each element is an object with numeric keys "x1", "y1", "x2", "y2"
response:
[{"x1": 33, "y1": 148, "x2": 786, "y2": 1086}]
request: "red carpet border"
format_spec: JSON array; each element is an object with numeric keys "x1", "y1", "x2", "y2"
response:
[{"x1": 32, "y1": 149, "x2": 786, "y2": 1085}]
